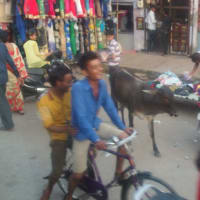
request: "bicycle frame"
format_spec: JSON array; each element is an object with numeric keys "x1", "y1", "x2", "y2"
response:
[{"x1": 78, "y1": 146, "x2": 137, "y2": 200}]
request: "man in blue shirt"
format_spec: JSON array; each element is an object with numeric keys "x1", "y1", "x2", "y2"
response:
[
  {"x1": 0, "y1": 35, "x2": 20, "y2": 130},
  {"x1": 66, "y1": 52, "x2": 132, "y2": 200}
]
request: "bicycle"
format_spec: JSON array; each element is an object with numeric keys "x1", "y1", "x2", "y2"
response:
[{"x1": 54, "y1": 131, "x2": 185, "y2": 200}]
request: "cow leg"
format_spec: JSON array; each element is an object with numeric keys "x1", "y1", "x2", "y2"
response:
[
  {"x1": 120, "y1": 105, "x2": 126, "y2": 125},
  {"x1": 147, "y1": 117, "x2": 161, "y2": 157},
  {"x1": 128, "y1": 111, "x2": 134, "y2": 128}
]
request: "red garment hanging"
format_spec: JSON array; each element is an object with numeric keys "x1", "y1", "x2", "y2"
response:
[
  {"x1": 70, "y1": 0, "x2": 77, "y2": 19},
  {"x1": 65, "y1": 0, "x2": 70, "y2": 17},
  {"x1": 80, "y1": 0, "x2": 86, "y2": 17},
  {"x1": 24, "y1": 0, "x2": 39, "y2": 19},
  {"x1": 89, "y1": 0, "x2": 95, "y2": 17},
  {"x1": 48, "y1": 0, "x2": 56, "y2": 17}
]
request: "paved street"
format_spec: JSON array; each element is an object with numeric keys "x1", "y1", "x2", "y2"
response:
[{"x1": 0, "y1": 53, "x2": 200, "y2": 200}]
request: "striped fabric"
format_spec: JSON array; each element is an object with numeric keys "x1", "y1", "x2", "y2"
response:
[{"x1": 107, "y1": 39, "x2": 121, "y2": 66}]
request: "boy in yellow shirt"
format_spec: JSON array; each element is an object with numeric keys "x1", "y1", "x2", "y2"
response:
[
  {"x1": 37, "y1": 61, "x2": 77, "y2": 200},
  {"x1": 23, "y1": 28, "x2": 50, "y2": 68}
]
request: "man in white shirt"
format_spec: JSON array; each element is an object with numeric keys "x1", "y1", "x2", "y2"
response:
[{"x1": 145, "y1": 6, "x2": 157, "y2": 52}]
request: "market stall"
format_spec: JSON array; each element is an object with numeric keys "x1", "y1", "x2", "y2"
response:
[{"x1": 9, "y1": 0, "x2": 117, "y2": 60}]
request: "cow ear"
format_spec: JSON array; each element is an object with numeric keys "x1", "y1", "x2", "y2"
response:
[{"x1": 142, "y1": 90, "x2": 157, "y2": 95}]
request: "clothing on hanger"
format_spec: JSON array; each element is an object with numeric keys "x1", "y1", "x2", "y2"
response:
[
  {"x1": 24, "y1": 0, "x2": 40, "y2": 19},
  {"x1": 59, "y1": 19, "x2": 67, "y2": 57},
  {"x1": 69, "y1": 20, "x2": 77, "y2": 55},
  {"x1": 64, "y1": 19, "x2": 73, "y2": 60},
  {"x1": 47, "y1": 19, "x2": 56, "y2": 51}
]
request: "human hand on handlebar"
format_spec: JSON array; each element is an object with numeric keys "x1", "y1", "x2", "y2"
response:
[
  {"x1": 124, "y1": 127, "x2": 134, "y2": 135},
  {"x1": 119, "y1": 128, "x2": 134, "y2": 139},
  {"x1": 95, "y1": 140, "x2": 107, "y2": 150}
]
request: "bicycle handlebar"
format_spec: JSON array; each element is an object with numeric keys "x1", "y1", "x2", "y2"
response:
[
  {"x1": 106, "y1": 130, "x2": 137, "y2": 148},
  {"x1": 117, "y1": 130, "x2": 137, "y2": 147}
]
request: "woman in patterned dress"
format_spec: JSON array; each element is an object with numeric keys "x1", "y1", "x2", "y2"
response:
[{"x1": 0, "y1": 31, "x2": 28, "y2": 115}]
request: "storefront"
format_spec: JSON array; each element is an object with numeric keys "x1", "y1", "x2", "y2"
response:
[
  {"x1": 132, "y1": 0, "x2": 199, "y2": 54},
  {"x1": 0, "y1": 0, "x2": 120, "y2": 61},
  {"x1": 0, "y1": 1, "x2": 12, "y2": 30}
]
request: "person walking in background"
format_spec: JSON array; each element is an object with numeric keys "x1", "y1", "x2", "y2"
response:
[
  {"x1": 0, "y1": 30, "x2": 28, "y2": 115},
  {"x1": 160, "y1": 11, "x2": 171, "y2": 56},
  {"x1": 0, "y1": 30, "x2": 20, "y2": 130},
  {"x1": 23, "y1": 28, "x2": 50, "y2": 69},
  {"x1": 145, "y1": 5, "x2": 157, "y2": 52},
  {"x1": 37, "y1": 62, "x2": 77, "y2": 200},
  {"x1": 106, "y1": 29, "x2": 122, "y2": 72}
]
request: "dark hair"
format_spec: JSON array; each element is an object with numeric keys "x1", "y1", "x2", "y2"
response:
[
  {"x1": 79, "y1": 51, "x2": 100, "y2": 70},
  {"x1": 150, "y1": 5, "x2": 156, "y2": 10},
  {"x1": 27, "y1": 28, "x2": 37, "y2": 38},
  {"x1": 47, "y1": 61, "x2": 72, "y2": 86},
  {"x1": 0, "y1": 30, "x2": 8, "y2": 43}
]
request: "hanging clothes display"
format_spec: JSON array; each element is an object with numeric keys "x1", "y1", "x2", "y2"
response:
[
  {"x1": 88, "y1": 18, "x2": 96, "y2": 51},
  {"x1": 59, "y1": 0, "x2": 65, "y2": 18},
  {"x1": 54, "y1": 0, "x2": 60, "y2": 17},
  {"x1": 48, "y1": 0, "x2": 56, "y2": 17},
  {"x1": 18, "y1": 0, "x2": 112, "y2": 60},
  {"x1": 65, "y1": 0, "x2": 70, "y2": 17},
  {"x1": 59, "y1": 19, "x2": 67, "y2": 57},
  {"x1": 82, "y1": 18, "x2": 90, "y2": 52},
  {"x1": 24, "y1": 0, "x2": 40, "y2": 19},
  {"x1": 101, "y1": 0, "x2": 108, "y2": 18},
  {"x1": 96, "y1": 19, "x2": 104, "y2": 49},
  {"x1": 44, "y1": 0, "x2": 49, "y2": 15},
  {"x1": 37, "y1": 19, "x2": 48, "y2": 50},
  {"x1": 95, "y1": 0, "x2": 102, "y2": 18},
  {"x1": 89, "y1": 0, "x2": 95, "y2": 17},
  {"x1": 37, "y1": 0, "x2": 46, "y2": 18},
  {"x1": 74, "y1": 0, "x2": 86, "y2": 18},
  {"x1": 69, "y1": 0, "x2": 77, "y2": 19},
  {"x1": 14, "y1": 0, "x2": 26, "y2": 43},
  {"x1": 85, "y1": 0, "x2": 90, "y2": 15},
  {"x1": 47, "y1": 19, "x2": 56, "y2": 51},
  {"x1": 69, "y1": 20, "x2": 77, "y2": 55},
  {"x1": 64, "y1": 20, "x2": 73, "y2": 60},
  {"x1": 54, "y1": 19, "x2": 61, "y2": 49},
  {"x1": 78, "y1": 19, "x2": 84, "y2": 54},
  {"x1": 74, "y1": 22, "x2": 80, "y2": 53}
]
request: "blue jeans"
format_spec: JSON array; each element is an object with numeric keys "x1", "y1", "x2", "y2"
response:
[{"x1": 0, "y1": 84, "x2": 14, "y2": 129}]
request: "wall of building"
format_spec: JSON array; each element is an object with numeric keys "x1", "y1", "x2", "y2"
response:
[
  {"x1": 0, "y1": 0, "x2": 12, "y2": 23},
  {"x1": 133, "y1": 8, "x2": 145, "y2": 51}
]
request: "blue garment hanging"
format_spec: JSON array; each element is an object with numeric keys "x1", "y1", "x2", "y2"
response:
[
  {"x1": 64, "y1": 20, "x2": 73, "y2": 60},
  {"x1": 102, "y1": 0, "x2": 109, "y2": 18},
  {"x1": 15, "y1": 0, "x2": 26, "y2": 42}
]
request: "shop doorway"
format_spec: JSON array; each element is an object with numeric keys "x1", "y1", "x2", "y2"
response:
[
  {"x1": 112, "y1": 3, "x2": 134, "y2": 50},
  {"x1": 145, "y1": 0, "x2": 190, "y2": 54}
]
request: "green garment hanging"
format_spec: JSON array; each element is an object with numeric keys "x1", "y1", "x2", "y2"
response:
[
  {"x1": 60, "y1": 0, "x2": 65, "y2": 18},
  {"x1": 37, "y1": 0, "x2": 45, "y2": 18},
  {"x1": 96, "y1": 19, "x2": 104, "y2": 49},
  {"x1": 70, "y1": 21, "x2": 77, "y2": 55}
]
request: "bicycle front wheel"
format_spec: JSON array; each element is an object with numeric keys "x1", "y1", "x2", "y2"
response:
[{"x1": 121, "y1": 172, "x2": 177, "y2": 200}]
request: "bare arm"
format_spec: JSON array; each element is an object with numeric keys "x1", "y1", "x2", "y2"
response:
[{"x1": 47, "y1": 125, "x2": 77, "y2": 135}]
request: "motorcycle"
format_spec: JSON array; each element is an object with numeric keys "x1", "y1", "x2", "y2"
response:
[{"x1": 21, "y1": 50, "x2": 72, "y2": 99}]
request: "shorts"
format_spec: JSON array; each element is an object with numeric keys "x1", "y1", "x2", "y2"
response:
[
  {"x1": 49, "y1": 140, "x2": 67, "y2": 181},
  {"x1": 72, "y1": 122, "x2": 123, "y2": 173}
]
